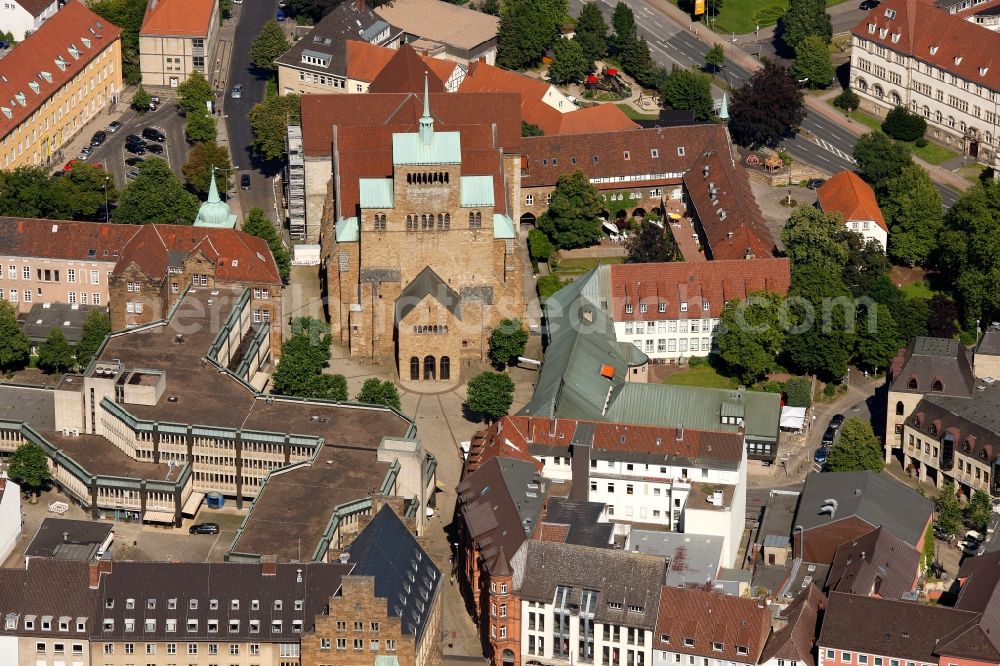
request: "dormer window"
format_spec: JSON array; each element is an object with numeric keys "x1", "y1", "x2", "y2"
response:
[
  {"x1": 930, "y1": 46, "x2": 939, "y2": 55},
  {"x1": 884, "y1": 8, "x2": 896, "y2": 18},
  {"x1": 623, "y1": 151, "x2": 630, "y2": 160},
  {"x1": 891, "y1": 33, "x2": 900, "y2": 43},
  {"x1": 908, "y1": 378, "x2": 918, "y2": 390},
  {"x1": 625, "y1": 304, "x2": 633, "y2": 314},
  {"x1": 249, "y1": 620, "x2": 261, "y2": 634},
  {"x1": 272, "y1": 620, "x2": 283, "y2": 633},
  {"x1": 209, "y1": 599, "x2": 218, "y2": 610},
  {"x1": 868, "y1": 23, "x2": 876, "y2": 33},
  {"x1": 684, "y1": 638, "x2": 695, "y2": 647},
  {"x1": 230, "y1": 620, "x2": 240, "y2": 632},
  {"x1": 680, "y1": 302, "x2": 688, "y2": 312},
  {"x1": 231, "y1": 600, "x2": 239, "y2": 611},
  {"x1": 879, "y1": 28, "x2": 887, "y2": 38},
  {"x1": 274, "y1": 600, "x2": 283, "y2": 611},
  {"x1": 167, "y1": 599, "x2": 176, "y2": 610},
  {"x1": 930, "y1": 424, "x2": 938, "y2": 436},
  {"x1": 146, "y1": 599, "x2": 155, "y2": 610},
  {"x1": 932, "y1": 380, "x2": 943, "y2": 391},
  {"x1": 189, "y1": 600, "x2": 198, "y2": 610},
  {"x1": 955, "y1": 57, "x2": 963, "y2": 66}
]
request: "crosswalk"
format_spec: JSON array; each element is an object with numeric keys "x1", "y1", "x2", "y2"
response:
[{"x1": 812, "y1": 136, "x2": 857, "y2": 164}]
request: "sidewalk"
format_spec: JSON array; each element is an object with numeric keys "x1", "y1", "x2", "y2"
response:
[{"x1": 213, "y1": 14, "x2": 245, "y2": 221}]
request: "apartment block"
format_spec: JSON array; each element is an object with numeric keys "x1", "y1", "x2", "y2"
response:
[
  {"x1": 0, "y1": 3, "x2": 123, "y2": 169},
  {"x1": 139, "y1": 0, "x2": 221, "y2": 88}
]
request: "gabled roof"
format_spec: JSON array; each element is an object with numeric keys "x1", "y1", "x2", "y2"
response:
[
  {"x1": 395, "y1": 266, "x2": 461, "y2": 323},
  {"x1": 851, "y1": 0, "x2": 1000, "y2": 93},
  {"x1": 19, "y1": 303, "x2": 104, "y2": 344},
  {"x1": 0, "y1": 218, "x2": 137, "y2": 261},
  {"x1": 816, "y1": 171, "x2": 888, "y2": 231},
  {"x1": 825, "y1": 526, "x2": 920, "y2": 599},
  {"x1": 909, "y1": 385, "x2": 1000, "y2": 466},
  {"x1": 888, "y1": 336, "x2": 975, "y2": 396},
  {"x1": 653, "y1": 587, "x2": 772, "y2": 661},
  {"x1": 346, "y1": 505, "x2": 441, "y2": 641},
  {"x1": 795, "y1": 471, "x2": 933, "y2": 547},
  {"x1": 140, "y1": 0, "x2": 215, "y2": 36},
  {"x1": 0, "y1": 560, "x2": 97, "y2": 631},
  {"x1": 760, "y1": 585, "x2": 824, "y2": 666},
  {"x1": 345, "y1": 41, "x2": 461, "y2": 86},
  {"x1": 609, "y1": 258, "x2": 791, "y2": 321},
  {"x1": 0, "y1": 4, "x2": 122, "y2": 138},
  {"x1": 15, "y1": 0, "x2": 55, "y2": 19},
  {"x1": 537, "y1": 498, "x2": 614, "y2": 549},
  {"x1": 368, "y1": 44, "x2": 446, "y2": 94},
  {"x1": 956, "y1": 549, "x2": 1000, "y2": 612}
]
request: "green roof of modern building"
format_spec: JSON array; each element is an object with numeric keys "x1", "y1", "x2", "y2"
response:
[
  {"x1": 460, "y1": 175, "x2": 494, "y2": 207},
  {"x1": 359, "y1": 178, "x2": 395, "y2": 209}
]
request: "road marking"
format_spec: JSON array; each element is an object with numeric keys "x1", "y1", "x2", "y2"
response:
[{"x1": 811, "y1": 137, "x2": 857, "y2": 164}]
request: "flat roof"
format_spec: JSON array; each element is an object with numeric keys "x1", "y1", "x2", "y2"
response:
[
  {"x1": 0, "y1": 386, "x2": 55, "y2": 430},
  {"x1": 628, "y1": 530, "x2": 723, "y2": 588},
  {"x1": 373, "y1": 0, "x2": 498, "y2": 50},
  {"x1": 229, "y1": 447, "x2": 391, "y2": 560},
  {"x1": 25, "y1": 518, "x2": 113, "y2": 559},
  {"x1": 43, "y1": 431, "x2": 174, "y2": 481}
]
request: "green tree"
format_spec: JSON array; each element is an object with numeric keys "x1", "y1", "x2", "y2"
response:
[
  {"x1": 625, "y1": 218, "x2": 680, "y2": 263},
  {"x1": 611, "y1": 1, "x2": 636, "y2": 53},
  {"x1": 185, "y1": 107, "x2": 218, "y2": 144},
  {"x1": 271, "y1": 318, "x2": 349, "y2": 400},
  {"x1": 355, "y1": 378, "x2": 402, "y2": 410},
  {"x1": 219, "y1": 0, "x2": 232, "y2": 18},
  {"x1": 790, "y1": 34, "x2": 833, "y2": 88},
  {"x1": 882, "y1": 105, "x2": 927, "y2": 141},
  {"x1": 497, "y1": 0, "x2": 566, "y2": 70},
  {"x1": 704, "y1": 43, "x2": 724, "y2": 75},
  {"x1": 182, "y1": 140, "x2": 231, "y2": 196},
  {"x1": 967, "y1": 489, "x2": 993, "y2": 533},
  {"x1": 466, "y1": 371, "x2": 515, "y2": 421},
  {"x1": 716, "y1": 292, "x2": 786, "y2": 384},
  {"x1": 88, "y1": 0, "x2": 146, "y2": 84},
  {"x1": 826, "y1": 418, "x2": 884, "y2": 472},
  {"x1": 488, "y1": 318, "x2": 529, "y2": 367},
  {"x1": 131, "y1": 85, "x2": 152, "y2": 113},
  {"x1": 479, "y1": 0, "x2": 500, "y2": 15},
  {"x1": 922, "y1": 522, "x2": 936, "y2": 570},
  {"x1": 7, "y1": 441, "x2": 51, "y2": 494},
  {"x1": 56, "y1": 162, "x2": 118, "y2": 220},
  {"x1": 0, "y1": 301, "x2": 30, "y2": 372},
  {"x1": 537, "y1": 169, "x2": 603, "y2": 248},
  {"x1": 537, "y1": 274, "x2": 567, "y2": 300},
  {"x1": 935, "y1": 480, "x2": 964, "y2": 537},
  {"x1": 780, "y1": 206, "x2": 849, "y2": 274},
  {"x1": 660, "y1": 66, "x2": 714, "y2": 121},
  {"x1": 852, "y1": 131, "x2": 912, "y2": 195},
  {"x1": 177, "y1": 70, "x2": 215, "y2": 114},
  {"x1": 250, "y1": 19, "x2": 290, "y2": 72},
  {"x1": 242, "y1": 207, "x2": 291, "y2": 281},
  {"x1": 785, "y1": 376, "x2": 812, "y2": 407},
  {"x1": 854, "y1": 302, "x2": 899, "y2": 370},
  {"x1": 75, "y1": 310, "x2": 111, "y2": 369},
  {"x1": 833, "y1": 88, "x2": 860, "y2": 112},
  {"x1": 729, "y1": 59, "x2": 805, "y2": 148},
  {"x1": 619, "y1": 35, "x2": 652, "y2": 82},
  {"x1": 778, "y1": 0, "x2": 832, "y2": 52},
  {"x1": 37, "y1": 327, "x2": 75, "y2": 374},
  {"x1": 783, "y1": 264, "x2": 855, "y2": 380},
  {"x1": 0, "y1": 166, "x2": 72, "y2": 219},
  {"x1": 113, "y1": 158, "x2": 200, "y2": 225},
  {"x1": 927, "y1": 295, "x2": 960, "y2": 339},
  {"x1": 842, "y1": 234, "x2": 891, "y2": 299},
  {"x1": 521, "y1": 121, "x2": 544, "y2": 137},
  {"x1": 249, "y1": 94, "x2": 301, "y2": 161},
  {"x1": 885, "y1": 291, "x2": 930, "y2": 345},
  {"x1": 575, "y1": 2, "x2": 609, "y2": 64},
  {"x1": 527, "y1": 229, "x2": 553, "y2": 262},
  {"x1": 881, "y1": 163, "x2": 942, "y2": 265},
  {"x1": 549, "y1": 38, "x2": 590, "y2": 84}
]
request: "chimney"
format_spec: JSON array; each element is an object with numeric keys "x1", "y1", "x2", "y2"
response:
[
  {"x1": 338, "y1": 552, "x2": 350, "y2": 564},
  {"x1": 261, "y1": 555, "x2": 277, "y2": 576},
  {"x1": 88, "y1": 559, "x2": 112, "y2": 589},
  {"x1": 63, "y1": 532, "x2": 69, "y2": 542},
  {"x1": 676, "y1": 423, "x2": 684, "y2": 441},
  {"x1": 296, "y1": 568, "x2": 303, "y2": 583}
]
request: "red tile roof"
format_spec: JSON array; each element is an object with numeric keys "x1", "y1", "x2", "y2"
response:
[
  {"x1": 113, "y1": 225, "x2": 281, "y2": 285},
  {"x1": 0, "y1": 218, "x2": 139, "y2": 261},
  {"x1": 609, "y1": 258, "x2": 791, "y2": 320},
  {"x1": 140, "y1": 0, "x2": 215, "y2": 36},
  {"x1": 654, "y1": 587, "x2": 773, "y2": 662},
  {"x1": 554, "y1": 104, "x2": 636, "y2": 135},
  {"x1": 851, "y1": 0, "x2": 1000, "y2": 91},
  {"x1": 0, "y1": 3, "x2": 122, "y2": 138},
  {"x1": 366, "y1": 43, "x2": 446, "y2": 94},
  {"x1": 816, "y1": 170, "x2": 888, "y2": 231},
  {"x1": 345, "y1": 40, "x2": 397, "y2": 82}
]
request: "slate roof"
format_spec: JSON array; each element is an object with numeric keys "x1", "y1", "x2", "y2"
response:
[
  {"x1": 977, "y1": 326, "x2": 1000, "y2": 357},
  {"x1": 368, "y1": 44, "x2": 446, "y2": 94},
  {"x1": 824, "y1": 526, "x2": 920, "y2": 599},
  {"x1": 19, "y1": 303, "x2": 104, "y2": 344},
  {"x1": 274, "y1": 0, "x2": 399, "y2": 78},
  {"x1": 345, "y1": 505, "x2": 441, "y2": 641},
  {"x1": 851, "y1": 0, "x2": 1000, "y2": 93},
  {"x1": 795, "y1": 472, "x2": 933, "y2": 546},
  {"x1": 818, "y1": 592, "x2": 980, "y2": 662},
  {"x1": 909, "y1": 385, "x2": 1000, "y2": 466},
  {"x1": 0, "y1": 3, "x2": 121, "y2": 139},
  {"x1": 888, "y1": 336, "x2": 975, "y2": 396},
  {"x1": 25, "y1": 518, "x2": 113, "y2": 560},
  {"x1": 956, "y1": 549, "x2": 1000, "y2": 612},
  {"x1": 816, "y1": 171, "x2": 888, "y2": 231},
  {"x1": 0, "y1": 560, "x2": 97, "y2": 638},
  {"x1": 395, "y1": 265, "x2": 462, "y2": 323},
  {"x1": 140, "y1": 0, "x2": 214, "y2": 37},
  {"x1": 653, "y1": 586, "x2": 772, "y2": 662},
  {"x1": 760, "y1": 585, "x2": 824, "y2": 666},
  {"x1": 373, "y1": 0, "x2": 498, "y2": 52},
  {"x1": 609, "y1": 258, "x2": 791, "y2": 321},
  {"x1": 511, "y1": 540, "x2": 665, "y2": 629},
  {"x1": 536, "y1": 498, "x2": 614, "y2": 549}
]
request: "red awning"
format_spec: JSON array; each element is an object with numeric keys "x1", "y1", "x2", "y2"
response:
[
  {"x1": 606, "y1": 68, "x2": 618, "y2": 75},
  {"x1": 586, "y1": 75, "x2": 599, "y2": 83}
]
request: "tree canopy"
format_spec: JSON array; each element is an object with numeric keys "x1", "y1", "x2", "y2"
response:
[
  {"x1": 131, "y1": 86, "x2": 152, "y2": 113},
  {"x1": 37, "y1": 327, "x2": 76, "y2": 374},
  {"x1": 780, "y1": 206, "x2": 849, "y2": 274},
  {"x1": 249, "y1": 94, "x2": 301, "y2": 161},
  {"x1": 852, "y1": 131, "x2": 912, "y2": 195},
  {"x1": 967, "y1": 489, "x2": 993, "y2": 533},
  {"x1": 7, "y1": 441, "x2": 52, "y2": 492},
  {"x1": 625, "y1": 218, "x2": 681, "y2": 263},
  {"x1": 497, "y1": 0, "x2": 566, "y2": 70},
  {"x1": 0, "y1": 167, "x2": 72, "y2": 219},
  {"x1": 611, "y1": 1, "x2": 636, "y2": 52},
  {"x1": 177, "y1": 70, "x2": 214, "y2": 114},
  {"x1": 538, "y1": 169, "x2": 604, "y2": 248},
  {"x1": 55, "y1": 162, "x2": 118, "y2": 220},
  {"x1": 575, "y1": 2, "x2": 609, "y2": 64},
  {"x1": 728, "y1": 60, "x2": 805, "y2": 148},
  {"x1": 355, "y1": 378, "x2": 402, "y2": 410},
  {"x1": 183, "y1": 141, "x2": 231, "y2": 196},
  {"x1": 783, "y1": 263, "x2": 855, "y2": 380},
  {"x1": 716, "y1": 292, "x2": 786, "y2": 384},
  {"x1": 854, "y1": 302, "x2": 899, "y2": 371},
  {"x1": 548, "y1": 38, "x2": 590, "y2": 84},
  {"x1": 250, "y1": 20, "x2": 290, "y2": 72},
  {"x1": 778, "y1": 0, "x2": 832, "y2": 52},
  {"x1": 87, "y1": 0, "x2": 146, "y2": 84},
  {"x1": 660, "y1": 66, "x2": 714, "y2": 121},
  {"x1": 242, "y1": 207, "x2": 291, "y2": 281},
  {"x1": 488, "y1": 318, "x2": 529, "y2": 367},
  {"x1": 271, "y1": 317, "x2": 348, "y2": 400},
  {"x1": 0, "y1": 301, "x2": 30, "y2": 373},
  {"x1": 114, "y1": 158, "x2": 200, "y2": 225},
  {"x1": 935, "y1": 481, "x2": 963, "y2": 537},
  {"x1": 466, "y1": 371, "x2": 515, "y2": 422},
  {"x1": 704, "y1": 43, "x2": 724, "y2": 75},
  {"x1": 75, "y1": 310, "x2": 111, "y2": 369},
  {"x1": 881, "y1": 163, "x2": 942, "y2": 266},
  {"x1": 185, "y1": 107, "x2": 217, "y2": 144},
  {"x1": 789, "y1": 34, "x2": 833, "y2": 88},
  {"x1": 826, "y1": 418, "x2": 884, "y2": 472},
  {"x1": 882, "y1": 105, "x2": 927, "y2": 141}
]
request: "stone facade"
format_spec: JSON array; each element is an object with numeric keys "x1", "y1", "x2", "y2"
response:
[{"x1": 518, "y1": 183, "x2": 678, "y2": 227}]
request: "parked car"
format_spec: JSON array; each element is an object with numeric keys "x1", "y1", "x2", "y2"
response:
[
  {"x1": 821, "y1": 425, "x2": 837, "y2": 447},
  {"x1": 860, "y1": 0, "x2": 880, "y2": 8},
  {"x1": 0, "y1": 41, "x2": 9, "y2": 50},
  {"x1": 230, "y1": 84, "x2": 244, "y2": 99},
  {"x1": 77, "y1": 146, "x2": 93, "y2": 160},
  {"x1": 814, "y1": 447, "x2": 829, "y2": 465},
  {"x1": 275, "y1": 8, "x2": 285, "y2": 20},
  {"x1": 124, "y1": 133, "x2": 144, "y2": 144},
  {"x1": 146, "y1": 142, "x2": 164, "y2": 155},
  {"x1": 966, "y1": 530, "x2": 985, "y2": 543},
  {"x1": 961, "y1": 538, "x2": 986, "y2": 557},
  {"x1": 124, "y1": 156, "x2": 145, "y2": 167},
  {"x1": 806, "y1": 178, "x2": 826, "y2": 189},
  {"x1": 142, "y1": 126, "x2": 166, "y2": 143},
  {"x1": 90, "y1": 131, "x2": 107, "y2": 147},
  {"x1": 829, "y1": 414, "x2": 845, "y2": 429},
  {"x1": 241, "y1": 173, "x2": 251, "y2": 190},
  {"x1": 125, "y1": 142, "x2": 146, "y2": 155},
  {"x1": 933, "y1": 522, "x2": 956, "y2": 542},
  {"x1": 105, "y1": 121, "x2": 123, "y2": 133},
  {"x1": 189, "y1": 522, "x2": 220, "y2": 535},
  {"x1": 126, "y1": 170, "x2": 140, "y2": 180}
]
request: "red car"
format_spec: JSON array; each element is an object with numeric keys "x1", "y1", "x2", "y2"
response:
[{"x1": 63, "y1": 159, "x2": 103, "y2": 171}]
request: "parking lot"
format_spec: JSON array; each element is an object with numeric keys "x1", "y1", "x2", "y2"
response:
[{"x1": 69, "y1": 95, "x2": 189, "y2": 191}]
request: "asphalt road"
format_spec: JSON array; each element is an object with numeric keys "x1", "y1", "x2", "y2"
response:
[
  {"x1": 223, "y1": 0, "x2": 282, "y2": 221},
  {"x1": 568, "y1": 0, "x2": 960, "y2": 208}
]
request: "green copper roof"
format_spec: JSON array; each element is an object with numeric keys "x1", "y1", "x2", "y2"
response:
[
  {"x1": 335, "y1": 216, "x2": 358, "y2": 242},
  {"x1": 460, "y1": 175, "x2": 494, "y2": 207},
  {"x1": 193, "y1": 168, "x2": 237, "y2": 228},
  {"x1": 359, "y1": 178, "x2": 395, "y2": 209},
  {"x1": 392, "y1": 130, "x2": 462, "y2": 165},
  {"x1": 493, "y1": 213, "x2": 515, "y2": 239}
]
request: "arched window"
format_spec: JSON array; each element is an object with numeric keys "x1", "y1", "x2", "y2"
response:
[
  {"x1": 475, "y1": 211, "x2": 482, "y2": 228},
  {"x1": 908, "y1": 378, "x2": 918, "y2": 390},
  {"x1": 440, "y1": 356, "x2": 450, "y2": 381},
  {"x1": 932, "y1": 380, "x2": 943, "y2": 392},
  {"x1": 856, "y1": 78, "x2": 868, "y2": 92},
  {"x1": 444, "y1": 213, "x2": 451, "y2": 229},
  {"x1": 922, "y1": 105, "x2": 929, "y2": 118},
  {"x1": 421, "y1": 214, "x2": 428, "y2": 230},
  {"x1": 889, "y1": 90, "x2": 901, "y2": 105},
  {"x1": 437, "y1": 213, "x2": 444, "y2": 229},
  {"x1": 444, "y1": 172, "x2": 450, "y2": 183},
  {"x1": 410, "y1": 357, "x2": 419, "y2": 381},
  {"x1": 406, "y1": 173, "x2": 412, "y2": 184},
  {"x1": 406, "y1": 214, "x2": 413, "y2": 231},
  {"x1": 423, "y1": 355, "x2": 436, "y2": 381},
  {"x1": 469, "y1": 211, "x2": 476, "y2": 228},
  {"x1": 936, "y1": 110, "x2": 943, "y2": 123},
  {"x1": 896, "y1": 401, "x2": 904, "y2": 416},
  {"x1": 930, "y1": 424, "x2": 937, "y2": 436}
]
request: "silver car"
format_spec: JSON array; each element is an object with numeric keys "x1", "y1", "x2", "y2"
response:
[{"x1": 230, "y1": 84, "x2": 243, "y2": 99}]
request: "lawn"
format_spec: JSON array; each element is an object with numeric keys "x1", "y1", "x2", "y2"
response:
[
  {"x1": 899, "y1": 280, "x2": 935, "y2": 299},
  {"x1": 825, "y1": 100, "x2": 959, "y2": 164},
  {"x1": 552, "y1": 256, "x2": 624, "y2": 275},
  {"x1": 693, "y1": 0, "x2": 848, "y2": 35},
  {"x1": 664, "y1": 365, "x2": 739, "y2": 389},
  {"x1": 616, "y1": 103, "x2": 660, "y2": 121}
]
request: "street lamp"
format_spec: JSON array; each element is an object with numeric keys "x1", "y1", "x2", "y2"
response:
[{"x1": 103, "y1": 175, "x2": 110, "y2": 221}]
